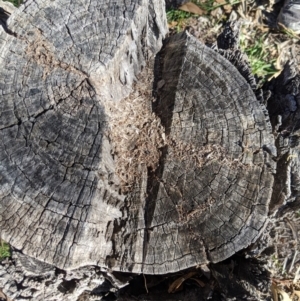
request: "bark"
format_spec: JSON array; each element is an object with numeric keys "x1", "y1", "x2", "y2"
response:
[
  {"x1": 0, "y1": 0, "x2": 298, "y2": 300},
  {"x1": 255, "y1": 60, "x2": 300, "y2": 278}
]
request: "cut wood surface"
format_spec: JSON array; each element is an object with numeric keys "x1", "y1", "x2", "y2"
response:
[
  {"x1": 0, "y1": 0, "x2": 277, "y2": 278},
  {"x1": 0, "y1": 0, "x2": 167, "y2": 273}
]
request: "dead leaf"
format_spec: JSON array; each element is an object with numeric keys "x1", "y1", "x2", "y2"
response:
[
  {"x1": 271, "y1": 283, "x2": 279, "y2": 301},
  {"x1": 168, "y1": 271, "x2": 197, "y2": 293},
  {"x1": 210, "y1": 7, "x2": 222, "y2": 18},
  {"x1": 215, "y1": 0, "x2": 226, "y2": 3},
  {"x1": 179, "y1": 2, "x2": 204, "y2": 15},
  {"x1": 0, "y1": 290, "x2": 6, "y2": 300},
  {"x1": 190, "y1": 278, "x2": 205, "y2": 287}
]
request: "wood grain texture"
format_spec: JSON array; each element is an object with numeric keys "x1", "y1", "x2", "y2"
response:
[
  {"x1": 0, "y1": 0, "x2": 276, "y2": 277},
  {"x1": 140, "y1": 32, "x2": 275, "y2": 273},
  {"x1": 0, "y1": 0, "x2": 167, "y2": 272}
]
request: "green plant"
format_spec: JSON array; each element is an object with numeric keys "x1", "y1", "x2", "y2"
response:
[
  {"x1": 280, "y1": 26, "x2": 300, "y2": 41},
  {"x1": 167, "y1": 9, "x2": 195, "y2": 32},
  {"x1": 194, "y1": 0, "x2": 240, "y2": 12},
  {"x1": 167, "y1": 9, "x2": 193, "y2": 22},
  {"x1": 3, "y1": 0, "x2": 23, "y2": 7},
  {"x1": 0, "y1": 240, "x2": 10, "y2": 261},
  {"x1": 167, "y1": 0, "x2": 241, "y2": 32},
  {"x1": 240, "y1": 33, "x2": 277, "y2": 81}
]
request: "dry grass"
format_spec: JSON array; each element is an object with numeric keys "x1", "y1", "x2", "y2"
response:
[
  {"x1": 168, "y1": 0, "x2": 300, "y2": 84},
  {"x1": 272, "y1": 280, "x2": 300, "y2": 301},
  {"x1": 176, "y1": 196, "x2": 216, "y2": 224},
  {"x1": 171, "y1": 142, "x2": 247, "y2": 224}
]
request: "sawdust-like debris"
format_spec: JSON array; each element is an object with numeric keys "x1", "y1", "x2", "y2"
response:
[
  {"x1": 106, "y1": 66, "x2": 166, "y2": 193},
  {"x1": 168, "y1": 139, "x2": 245, "y2": 170},
  {"x1": 105, "y1": 66, "x2": 247, "y2": 193},
  {"x1": 25, "y1": 29, "x2": 86, "y2": 79}
]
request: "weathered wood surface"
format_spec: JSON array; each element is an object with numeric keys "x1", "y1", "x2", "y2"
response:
[
  {"x1": 0, "y1": 0, "x2": 277, "y2": 278},
  {"x1": 0, "y1": 250, "x2": 110, "y2": 301},
  {"x1": 0, "y1": 0, "x2": 167, "y2": 274},
  {"x1": 142, "y1": 31, "x2": 275, "y2": 271}
]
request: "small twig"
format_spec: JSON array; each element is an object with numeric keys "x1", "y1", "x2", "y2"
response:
[
  {"x1": 285, "y1": 218, "x2": 298, "y2": 242},
  {"x1": 289, "y1": 250, "x2": 298, "y2": 274},
  {"x1": 168, "y1": 271, "x2": 197, "y2": 293},
  {"x1": 293, "y1": 265, "x2": 300, "y2": 283},
  {"x1": 278, "y1": 22, "x2": 300, "y2": 40},
  {"x1": 143, "y1": 274, "x2": 148, "y2": 294},
  {"x1": 282, "y1": 257, "x2": 288, "y2": 274}
]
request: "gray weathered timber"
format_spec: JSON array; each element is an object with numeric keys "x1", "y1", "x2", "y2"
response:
[
  {"x1": 148, "y1": 31, "x2": 275, "y2": 271},
  {"x1": 0, "y1": 0, "x2": 167, "y2": 273},
  {"x1": 0, "y1": 0, "x2": 275, "y2": 281},
  {"x1": 0, "y1": 251, "x2": 110, "y2": 301}
]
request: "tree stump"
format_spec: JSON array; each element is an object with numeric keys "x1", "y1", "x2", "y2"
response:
[{"x1": 0, "y1": 0, "x2": 298, "y2": 300}]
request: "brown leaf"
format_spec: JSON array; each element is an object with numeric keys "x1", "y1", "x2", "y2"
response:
[
  {"x1": 179, "y1": 2, "x2": 204, "y2": 15},
  {"x1": 271, "y1": 283, "x2": 279, "y2": 301},
  {"x1": 168, "y1": 271, "x2": 197, "y2": 293},
  {"x1": 190, "y1": 278, "x2": 205, "y2": 287}
]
